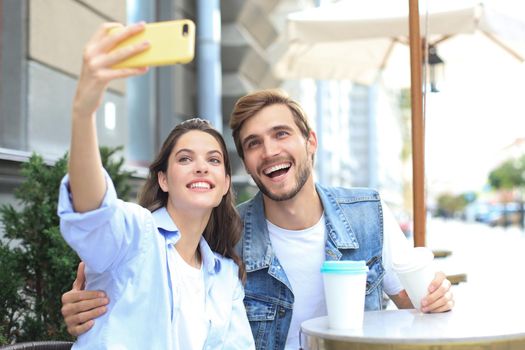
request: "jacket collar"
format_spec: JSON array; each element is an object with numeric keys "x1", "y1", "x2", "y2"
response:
[
  {"x1": 241, "y1": 184, "x2": 359, "y2": 272},
  {"x1": 241, "y1": 192, "x2": 274, "y2": 272},
  {"x1": 315, "y1": 183, "x2": 359, "y2": 249}
]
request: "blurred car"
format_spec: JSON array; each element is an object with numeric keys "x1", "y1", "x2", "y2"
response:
[
  {"x1": 465, "y1": 202, "x2": 491, "y2": 223},
  {"x1": 486, "y1": 202, "x2": 523, "y2": 227}
]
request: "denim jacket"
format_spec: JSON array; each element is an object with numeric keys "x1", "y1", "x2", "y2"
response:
[{"x1": 236, "y1": 184, "x2": 385, "y2": 350}]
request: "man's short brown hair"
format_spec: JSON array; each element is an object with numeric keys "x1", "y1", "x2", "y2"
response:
[{"x1": 229, "y1": 89, "x2": 312, "y2": 159}]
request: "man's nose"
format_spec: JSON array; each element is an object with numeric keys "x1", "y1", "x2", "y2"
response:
[{"x1": 262, "y1": 140, "x2": 279, "y2": 158}]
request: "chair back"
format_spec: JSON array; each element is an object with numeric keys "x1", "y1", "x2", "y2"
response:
[{"x1": 0, "y1": 341, "x2": 73, "y2": 350}]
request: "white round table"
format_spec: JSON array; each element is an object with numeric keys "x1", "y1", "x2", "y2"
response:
[{"x1": 301, "y1": 304, "x2": 525, "y2": 349}]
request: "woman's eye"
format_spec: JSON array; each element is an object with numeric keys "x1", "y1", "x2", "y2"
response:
[
  {"x1": 178, "y1": 156, "x2": 191, "y2": 163},
  {"x1": 209, "y1": 157, "x2": 221, "y2": 164}
]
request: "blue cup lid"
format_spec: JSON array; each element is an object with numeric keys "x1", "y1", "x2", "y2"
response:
[{"x1": 320, "y1": 260, "x2": 369, "y2": 274}]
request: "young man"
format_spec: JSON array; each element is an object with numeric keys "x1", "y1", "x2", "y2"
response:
[{"x1": 61, "y1": 89, "x2": 454, "y2": 350}]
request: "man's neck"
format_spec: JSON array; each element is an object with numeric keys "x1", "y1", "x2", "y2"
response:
[{"x1": 262, "y1": 177, "x2": 323, "y2": 230}]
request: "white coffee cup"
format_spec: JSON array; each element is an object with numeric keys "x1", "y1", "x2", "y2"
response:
[
  {"x1": 321, "y1": 260, "x2": 369, "y2": 329},
  {"x1": 392, "y1": 247, "x2": 435, "y2": 310}
]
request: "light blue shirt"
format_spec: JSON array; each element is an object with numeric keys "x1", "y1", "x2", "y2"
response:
[{"x1": 58, "y1": 172, "x2": 255, "y2": 350}]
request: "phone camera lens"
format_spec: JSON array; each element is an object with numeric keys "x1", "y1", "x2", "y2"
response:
[{"x1": 182, "y1": 24, "x2": 189, "y2": 37}]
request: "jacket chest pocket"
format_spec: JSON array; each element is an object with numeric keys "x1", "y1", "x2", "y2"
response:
[
  {"x1": 244, "y1": 297, "x2": 277, "y2": 321},
  {"x1": 244, "y1": 296, "x2": 279, "y2": 348}
]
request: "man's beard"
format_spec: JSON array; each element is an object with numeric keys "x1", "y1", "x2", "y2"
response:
[{"x1": 253, "y1": 156, "x2": 312, "y2": 202}]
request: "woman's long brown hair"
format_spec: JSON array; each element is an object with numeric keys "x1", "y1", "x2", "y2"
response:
[{"x1": 138, "y1": 118, "x2": 245, "y2": 282}]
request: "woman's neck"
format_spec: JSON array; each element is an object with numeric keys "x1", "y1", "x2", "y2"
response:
[{"x1": 166, "y1": 203, "x2": 211, "y2": 268}]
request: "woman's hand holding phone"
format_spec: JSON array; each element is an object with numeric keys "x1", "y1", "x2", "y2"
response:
[
  {"x1": 73, "y1": 20, "x2": 196, "y2": 118},
  {"x1": 73, "y1": 22, "x2": 150, "y2": 118}
]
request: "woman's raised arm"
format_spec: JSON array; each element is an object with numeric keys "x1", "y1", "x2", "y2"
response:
[{"x1": 69, "y1": 22, "x2": 149, "y2": 212}]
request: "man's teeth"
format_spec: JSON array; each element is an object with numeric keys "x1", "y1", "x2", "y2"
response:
[
  {"x1": 190, "y1": 182, "x2": 211, "y2": 189},
  {"x1": 264, "y1": 163, "x2": 290, "y2": 175}
]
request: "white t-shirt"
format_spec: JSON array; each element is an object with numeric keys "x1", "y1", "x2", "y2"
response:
[
  {"x1": 268, "y1": 201, "x2": 409, "y2": 350},
  {"x1": 268, "y1": 215, "x2": 327, "y2": 349},
  {"x1": 172, "y1": 248, "x2": 208, "y2": 349}
]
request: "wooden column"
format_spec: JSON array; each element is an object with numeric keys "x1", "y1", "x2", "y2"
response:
[{"x1": 408, "y1": 0, "x2": 426, "y2": 247}]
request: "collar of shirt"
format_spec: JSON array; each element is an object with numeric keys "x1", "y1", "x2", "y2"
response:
[{"x1": 152, "y1": 207, "x2": 221, "y2": 274}]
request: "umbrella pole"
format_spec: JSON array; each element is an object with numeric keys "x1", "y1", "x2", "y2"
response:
[{"x1": 408, "y1": 0, "x2": 426, "y2": 247}]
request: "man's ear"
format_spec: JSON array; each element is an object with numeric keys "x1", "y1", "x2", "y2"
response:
[
  {"x1": 158, "y1": 171, "x2": 169, "y2": 192},
  {"x1": 307, "y1": 130, "x2": 318, "y2": 154}
]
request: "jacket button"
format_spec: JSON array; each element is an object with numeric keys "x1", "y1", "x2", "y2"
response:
[{"x1": 278, "y1": 307, "x2": 286, "y2": 317}]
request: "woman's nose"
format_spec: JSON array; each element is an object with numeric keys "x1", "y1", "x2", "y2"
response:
[{"x1": 194, "y1": 158, "x2": 209, "y2": 174}]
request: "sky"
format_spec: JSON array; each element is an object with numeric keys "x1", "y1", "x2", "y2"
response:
[
  {"x1": 374, "y1": 0, "x2": 525, "y2": 198},
  {"x1": 424, "y1": 31, "x2": 525, "y2": 197}
]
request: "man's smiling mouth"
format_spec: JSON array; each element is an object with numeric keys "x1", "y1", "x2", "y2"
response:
[{"x1": 263, "y1": 163, "x2": 291, "y2": 178}]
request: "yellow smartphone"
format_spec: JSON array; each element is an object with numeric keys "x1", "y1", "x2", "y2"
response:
[{"x1": 110, "y1": 19, "x2": 195, "y2": 68}]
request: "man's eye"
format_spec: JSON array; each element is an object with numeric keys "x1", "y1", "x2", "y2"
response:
[
  {"x1": 247, "y1": 140, "x2": 260, "y2": 149},
  {"x1": 276, "y1": 131, "x2": 288, "y2": 138}
]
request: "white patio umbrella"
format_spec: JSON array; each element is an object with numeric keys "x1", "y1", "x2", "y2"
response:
[
  {"x1": 273, "y1": 0, "x2": 525, "y2": 246},
  {"x1": 274, "y1": 0, "x2": 525, "y2": 85}
]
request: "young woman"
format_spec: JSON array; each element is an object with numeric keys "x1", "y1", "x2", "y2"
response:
[{"x1": 58, "y1": 22, "x2": 254, "y2": 349}]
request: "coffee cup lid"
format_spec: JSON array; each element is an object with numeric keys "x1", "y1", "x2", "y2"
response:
[
  {"x1": 321, "y1": 260, "x2": 369, "y2": 274},
  {"x1": 392, "y1": 247, "x2": 434, "y2": 273}
]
